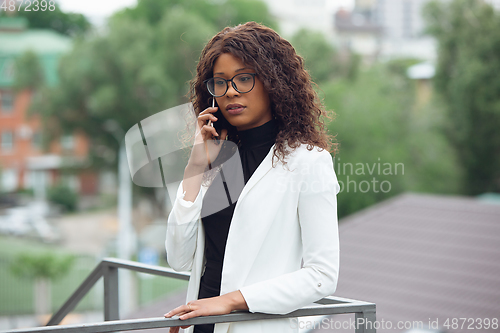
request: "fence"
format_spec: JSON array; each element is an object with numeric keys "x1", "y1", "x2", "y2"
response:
[
  {"x1": 1, "y1": 258, "x2": 376, "y2": 333},
  {"x1": 0, "y1": 254, "x2": 188, "y2": 318}
]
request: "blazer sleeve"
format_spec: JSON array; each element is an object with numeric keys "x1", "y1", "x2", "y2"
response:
[
  {"x1": 239, "y1": 150, "x2": 340, "y2": 314},
  {"x1": 165, "y1": 181, "x2": 204, "y2": 272}
]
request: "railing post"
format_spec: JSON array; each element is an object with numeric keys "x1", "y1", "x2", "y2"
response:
[
  {"x1": 355, "y1": 308, "x2": 376, "y2": 333},
  {"x1": 103, "y1": 263, "x2": 119, "y2": 321}
]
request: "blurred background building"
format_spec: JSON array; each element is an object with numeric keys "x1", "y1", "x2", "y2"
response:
[
  {"x1": 261, "y1": 0, "x2": 342, "y2": 39},
  {"x1": 484, "y1": 0, "x2": 500, "y2": 8},
  {"x1": 0, "y1": 17, "x2": 101, "y2": 196},
  {"x1": 333, "y1": 0, "x2": 440, "y2": 61}
]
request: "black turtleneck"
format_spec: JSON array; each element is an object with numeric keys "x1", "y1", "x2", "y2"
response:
[{"x1": 194, "y1": 119, "x2": 277, "y2": 333}]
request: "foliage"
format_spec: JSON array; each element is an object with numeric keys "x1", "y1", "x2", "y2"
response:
[
  {"x1": 10, "y1": 252, "x2": 75, "y2": 280},
  {"x1": 10, "y1": 3, "x2": 91, "y2": 36},
  {"x1": 345, "y1": 52, "x2": 362, "y2": 82},
  {"x1": 0, "y1": 245, "x2": 99, "y2": 315},
  {"x1": 323, "y1": 63, "x2": 461, "y2": 217},
  {"x1": 12, "y1": 51, "x2": 45, "y2": 91},
  {"x1": 422, "y1": 0, "x2": 500, "y2": 194},
  {"x1": 290, "y1": 29, "x2": 337, "y2": 83},
  {"x1": 154, "y1": 7, "x2": 219, "y2": 100},
  {"x1": 290, "y1": 29, "x2": 361, "y2": 83},
  {"x1": 385, "y1": 58, "x2": 422, "y2": 78},
  {"x1": 113, "y1": 0, "x2": 278, "y2": 31},
  {"x1": 47, "y1": 184, "x2": 78, "y2": 212},
  {"x1": 32, "y1": 17, "x2": 174, "y2": 168},
  {"x1": 15, "y1": 188, "x2": 34, "y2": 197}
]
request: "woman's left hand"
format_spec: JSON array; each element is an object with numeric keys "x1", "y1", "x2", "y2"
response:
[{"x1": 164, "y1": 291, "x2": 248, "y2": 332}]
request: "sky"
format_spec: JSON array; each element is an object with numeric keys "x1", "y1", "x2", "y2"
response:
[
  {"x1": 56, "y1": 0, "x2": 355, "y2": 22},
  {"x1": 55, "y1": 0, "x2": 137, "y2": 27},
  {"x1": 56, "y1": 0, "x2": 138, "y2": 18}
]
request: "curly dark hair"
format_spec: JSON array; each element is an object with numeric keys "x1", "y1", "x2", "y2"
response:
[{"x1": 189, "y1": 21, "x2": 337, "y2": 167}]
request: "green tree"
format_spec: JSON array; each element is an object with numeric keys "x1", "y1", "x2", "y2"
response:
[
  {"x1": 10, "y1": 252, "x2": 74, "y2": 281},
  {"x1": 423, "y1": 0, "x2": 500, "y2": 194},
  {"x1": 47, "y1": 184, "x2": 78, "y2": 212},
  {"x1": 290, "y1": 29, "x2": 337, "y2": 83},
  {"x1": 323, "y1": 63, "x2": 461, "y2": 217},
  {"x1": 10, "y1": 252, "x2": 74, "y2": 318},
  {"x1": 32, "y1": 12, "x2": 218, "y2": 164},
  {"x1": 113, "y1": 0, "x2": 277, "y2": 31},
  {"x1": 32, "y1": 16, "x2": 175, "y2": 166},
  {"x1": 290, "y1": 29, "x2": 361, "y2": 83},
  {"x1": 12, "y1": 51, "x2": 45, "y2": 91},
  {"x1": 154, "y1": 7, "x2": 219, "y2": 100}
]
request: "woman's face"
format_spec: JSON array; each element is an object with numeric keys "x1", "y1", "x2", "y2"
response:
[{"x1": 213, "y1": 53, "x2": 272, "y2": 131}]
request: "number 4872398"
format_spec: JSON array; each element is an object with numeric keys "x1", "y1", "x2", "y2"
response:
[
  {"x1": 1, "y1": 0, "x2": 56, "y2": 12},
  {"x1": 443, "y1": 318, "x2": 498, "y2": 330}
]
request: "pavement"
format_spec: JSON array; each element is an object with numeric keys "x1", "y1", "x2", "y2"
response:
[{"x1": 53, "y1": 208, "x2": 118, "y2": 256}]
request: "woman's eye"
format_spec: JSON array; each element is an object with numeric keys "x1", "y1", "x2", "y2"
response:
[
  {"x1": 238, "y1": 75, "x2": 251, "y2": 82},
  {"x1": 214, "y1": 79, "x2": 226, "y2": 86}
]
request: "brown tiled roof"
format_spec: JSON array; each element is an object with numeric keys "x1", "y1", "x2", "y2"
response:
[
  {"x1": 311, "y1": 193, "x2": 500, "y2": 333},
  {"x1": 125, "y1": 289, "x2": 187, "y2": 332}
]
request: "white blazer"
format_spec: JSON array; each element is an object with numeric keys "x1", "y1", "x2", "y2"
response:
[{"x1": 165, "y1": 143, "x2": 340, "y2": 333}]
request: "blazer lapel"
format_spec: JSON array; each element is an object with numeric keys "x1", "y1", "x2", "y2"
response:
[
  {"x1": 220, "y1": 145, "x2": 285, "y2": 295},
  {"x1": 235, "y1": 144, "x2": 275, "y2": 204}
]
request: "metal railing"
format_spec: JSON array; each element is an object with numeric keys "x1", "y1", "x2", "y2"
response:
[{"x1": 1, "y1": 258, "x2": 376, "y2": 333}]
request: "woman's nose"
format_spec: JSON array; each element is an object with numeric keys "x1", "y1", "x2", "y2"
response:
[{"x1": 225, "y1": 82, "x2": 239, "y2": 97}]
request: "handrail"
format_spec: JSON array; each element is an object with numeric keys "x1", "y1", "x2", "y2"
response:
[
  {"x1": 1, "y1": 258, "x2": 376, "y2": 333},
  {"x1": 45, "y1": 258, "x2": 190, "y2": 326}
]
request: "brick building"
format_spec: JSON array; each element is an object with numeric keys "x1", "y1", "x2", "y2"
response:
[{"x1": 0, "y1": 17, "x2": 98, "y2": 195}]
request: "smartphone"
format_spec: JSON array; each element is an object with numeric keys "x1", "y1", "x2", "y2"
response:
[{"x1": 208, "y1": 98, "x2": 232, "y2": 134}]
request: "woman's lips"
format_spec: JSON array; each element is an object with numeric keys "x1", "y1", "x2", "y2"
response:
[{"x1": 226, "y1": 105, "x2": 245, "y2": 115}]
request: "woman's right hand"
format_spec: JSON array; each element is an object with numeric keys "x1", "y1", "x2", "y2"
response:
[{"x1": 188, "y1": 106, "x2": 228, "y2": 170}]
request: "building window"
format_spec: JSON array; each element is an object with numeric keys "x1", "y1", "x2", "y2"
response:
[
  {"x1": 0, "y1": 91, "x2": 14, "y2": 113},
  {"x1": 61, "y1": 134, "x2": 74, "y2": 152},
  {"x1": 1, "y1": 131, "x2": 14, "y2": 151}
]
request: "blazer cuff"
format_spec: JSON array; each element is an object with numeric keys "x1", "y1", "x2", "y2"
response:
[
  {"x1": 171, "y1": 181, "x2": 203, "y2": 224},
  {"x1": 238, "y1": 285, "x2": 261, "y2": 314}
]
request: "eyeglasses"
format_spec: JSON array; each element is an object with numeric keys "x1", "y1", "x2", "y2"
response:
[{"x1": 204, "y1": 73, "x2": 257, "y2": 97}]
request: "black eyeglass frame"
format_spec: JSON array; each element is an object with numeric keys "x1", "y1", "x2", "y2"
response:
[{"x1": 204, "y1": 73, "x2": 257, "y2": 97}]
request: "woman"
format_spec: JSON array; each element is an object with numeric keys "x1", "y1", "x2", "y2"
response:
[{"x1": 164, "y1": 22, "x2": 340, "y2": 333}]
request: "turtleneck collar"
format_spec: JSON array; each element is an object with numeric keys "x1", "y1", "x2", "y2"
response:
[{"x1": 237, "y1": 118, "x2": 278, "y2": 149}]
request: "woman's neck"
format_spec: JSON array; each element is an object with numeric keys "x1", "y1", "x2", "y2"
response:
[{"x1": 237, "y1": 118, "x2": 278, "y2": 149}]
